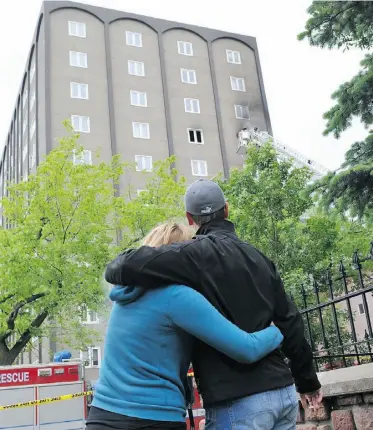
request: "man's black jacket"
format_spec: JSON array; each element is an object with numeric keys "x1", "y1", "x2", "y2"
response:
[{"x1": 105, "y1": 220, "x2": 321, "y2": 406}]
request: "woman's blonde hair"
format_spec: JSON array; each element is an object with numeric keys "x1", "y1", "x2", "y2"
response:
[{"x1": 142, "y1": 223, "x2": 193, "y2": 247}]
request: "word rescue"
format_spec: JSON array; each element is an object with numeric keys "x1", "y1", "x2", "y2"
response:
[{"x1": 0, "y1": 371, "x2": 30, "y2": 385}]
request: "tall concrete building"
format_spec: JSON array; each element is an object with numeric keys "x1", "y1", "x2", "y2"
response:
[{"x1": 0, "y1": 0, "x2": 272, "y2": 379}]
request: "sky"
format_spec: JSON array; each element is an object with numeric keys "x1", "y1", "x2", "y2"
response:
[{"x1": 0, "y1": 0, "x2": 368, "y2": 170}]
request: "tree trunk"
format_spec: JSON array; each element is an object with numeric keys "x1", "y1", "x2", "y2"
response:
[{"x1": 0, "y1": 310, "x2": 49, "y2": 366}]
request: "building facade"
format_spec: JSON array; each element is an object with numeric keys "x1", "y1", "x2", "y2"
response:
[{"x1": 0, "y1": 1, "x2": 273, "y2": 378}]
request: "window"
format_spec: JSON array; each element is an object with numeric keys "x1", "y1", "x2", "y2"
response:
[
  {"x1": 178, "y1": 41, "x2": 193, "y2": 56},
  {"x1": 30, "y1": 142, "x2": 36, "y2": 169},
  {"x1": 68, "y1": 21, "x2": 86, "y2": 38},
  {"x1": 23, "y1": 117, "x2": 28, "y2": 135},
  {"x1": 22, "y1": 87, "x2": 28, "y2": 110},
  {"x1": 135, "y1": 155, "x2": 152, "y2": 172},
  {"x1": 69, "y1": 51, "x2": 88, "y2": 68},
  {"x1": 191, "y1": 160, "x2": 208, "y2": 177},
  {"x1": 30, "y1": 58, "x2": 36, "y2": 82},
  {"x1": 235, "y1": 104, "x2": 250, "y2": 119},
  {"x1": 230, "y1": 76, "x2": 246, "y2": 92},
  {"x1": 358, "y1": 304, "x2": 365, "y2": 315},
  {"x1": 73, "y1": 149, "x2": 92, "y2": 165},
  {"x1": 184, "y1": 98, "x2": 200, "y2": 114},
  {"x1": 128, "y1": 60, "x2": 145, "y2": 76},
  {"x1": 126, "y1": 31, "x2": 142, "y2": 47},
  {"x1": 71, "y1": 115, "x2": 90, "y2": 133},
  {"x1": 30, "y1": 91, "x2": 36, "y2": 111},
  {"x1": 181, "y1": 68, "x2": 197, "y2": 84},
  {"x1": 80, "y1": 347, "x2": 101, "y2": 368},
  {"x1": 132, "y1": 122, "x2": 150, "y2": 139},
  {"x1": 226, "y1": 50, "x2": 241, "y2": 64},
  {"x1": 70, "y1": 82, "x2": 89, "y2": 99},
  {"x1": 30, "y1": 120, "x2": 36, "y2": 140},
  {"x1": 188, "y1": 129, "x2": 204, "y2": 144},
  {"x1": 130, "y1": 90, "x2": 147, "y2": 107},
  {"x1": 23, "y1": 142, "x2": 28, "y2": 162},
  {"x1": 81, "y1": 306, "x2": 99, "y2": 324}
]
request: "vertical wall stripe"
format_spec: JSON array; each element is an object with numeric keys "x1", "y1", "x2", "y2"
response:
[
  {"x1": 158, "y1": 32, "x2": 175, "y2": 159},
  {"x1": 104, "y1": 22, "x2": 118, "y2": 159},
  {"x1": 207, "y1": 42, "x2": 229, "y2": 179}
]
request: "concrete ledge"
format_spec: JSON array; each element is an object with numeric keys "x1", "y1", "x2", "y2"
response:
[{"x1": 317, "y1": 363, "x2": 373, "y2": 397}]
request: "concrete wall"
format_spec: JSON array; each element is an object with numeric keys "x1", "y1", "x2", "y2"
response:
[{"x1": 297, "y1": 363, "x2": 373, "y2": 430}]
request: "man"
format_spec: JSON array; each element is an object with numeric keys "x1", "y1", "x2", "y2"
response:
[{"x1": 105, "y1": 179, "x2": 322, "y2": 429}]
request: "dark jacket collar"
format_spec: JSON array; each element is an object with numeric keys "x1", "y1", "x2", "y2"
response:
[{"x1": 196, "y1": 219, "x2": 236, "y2": 236}]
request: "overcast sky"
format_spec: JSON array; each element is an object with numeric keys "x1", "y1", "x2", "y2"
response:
[{"x1": 0, "y1": 0, "x2": 367, "y2": 170}]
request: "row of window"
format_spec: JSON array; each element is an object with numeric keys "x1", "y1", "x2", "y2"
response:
[
  {"x1": 132, "y1": 155, "x2": 208, "y2": 176},
  {"x1": 69, "y1": 52, "x2": 246, "y2": 91},
  {"x1": 68, "y1": 20, "x2": 243, "y2": 64},
  {"x1": 72, "y1": 146, "x2": 208, "y2": 177},
  {"x1": 70, "y1": 95, "x2": 249, "y2": 120}
]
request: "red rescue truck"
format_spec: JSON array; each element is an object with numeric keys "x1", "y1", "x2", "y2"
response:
[
  {"x1": 186, "y1": 368, "x2": 205, "y2": 430},
  {"x1": 0, "y1": 362, "x2": 88, "y2": 430}
]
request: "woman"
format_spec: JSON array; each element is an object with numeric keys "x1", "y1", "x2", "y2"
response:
[{"x1": 87, "y1": 223, "x2": 283, "y2": 430}]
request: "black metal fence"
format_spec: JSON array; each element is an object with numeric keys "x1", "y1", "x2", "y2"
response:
[{"x1": 292, "y1": 244, "x2": 373, "y2": 373}]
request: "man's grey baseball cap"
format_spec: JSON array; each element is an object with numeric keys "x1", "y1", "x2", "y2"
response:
[{"x1": 184, "y1": 179, "x2": 226, "y2": 216}]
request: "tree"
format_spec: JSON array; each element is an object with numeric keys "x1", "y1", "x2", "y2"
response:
[
  {"x1": 221, "y1": 142, "x2": 337, "y2": 274},
  {"x1": 298, "y1": 1, "x2": 373, "y2": 217},
  {"x1": 0, "y1": 124, "x2": 186, "y2": 365},
  {"x1": 119, "y1": 157, "x2": 186, "y2": 247}
]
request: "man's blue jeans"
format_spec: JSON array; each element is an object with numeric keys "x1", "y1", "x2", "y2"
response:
[{"x1": 205, "y1": 385, "x2": 298, "y2": 430}]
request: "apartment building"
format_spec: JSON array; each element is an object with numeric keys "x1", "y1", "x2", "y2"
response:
[{"x1": 0, "y1": 0, "x2": 273, "y2": 380}]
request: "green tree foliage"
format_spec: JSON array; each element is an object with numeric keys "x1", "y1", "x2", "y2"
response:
[
  {"x1": 299, "y1": 1, "x2": 373, "y2": 217},
  {"x1": 0, "y1": 125, "x2": 185, "y2": 365},
  {"x1": 221, "y1": 143, "x2": 337, "y2": 274}
]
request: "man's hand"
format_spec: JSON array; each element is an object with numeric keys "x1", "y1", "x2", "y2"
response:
[{"x1": 300, "y1": 389, "x2": 323, "y2": 410}]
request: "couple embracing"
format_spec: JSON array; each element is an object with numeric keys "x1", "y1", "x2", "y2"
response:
[{"x1": 87, "y1": 179, "x2": 322, "y2": 430}]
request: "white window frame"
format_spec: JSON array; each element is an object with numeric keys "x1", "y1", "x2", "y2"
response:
[
  {"x1": 69, "y1": 51, "x2": 88, "y2": 68},
  {"x1": 132, "y1": 122, "x2": 150, "y2": 139},
  {"x1": 22, "y1": 88, "x2": 28, "y2": 110},
  {"x1": 177, "y1": 41, "x2": 193, "y2": 56},
  {"x1": 70, "y1": 82, "x2": 89, "y2": 100},
  {"x1": 191, "y1": 159, "x2": 208, "y2": 177},
  {"x1": 128, "y1": 60, "x2": 145, "y2": 77},
  {"x1": 30, "y1": 59, "x2": 36, "y2": 82},
  {"x1": 80, "y1": 347, "x2": 101, "y2": 368},
  {"x1": 30, "y1": 142, "x2": 36, "y2": 169},
  {"x1": 184, "y1": 98, "x2": 200, "y2": 114},
  {"x1": 234, "y1": 104, "x2": 250, "y2": 119},
  {"x1": 188, "y1": 128, "x2": 204, "y2": 145},
  {"x1": 181, "y1": 68, "x2": 197, "y2": 84},
  {"x1": 358, "y1": 303, "x2": 365, "y2": 315},
  {"x1": 73, "y1": 149, "x2": 92, "y2": 165},
  {"x1": 126, "y1": 31, "x2": 142, "y2": 47},
  {"x1": 130, "y1": 90, "x2": 147, "y2": 107},
  {"x1": 23, "y1": 142, "x2": 28, "y2": 163},
  {"x1": 30, "y1": 91, "x2": 36, "y2": 111},
  {"x1": 226, "y1": 50, "x2": 241, "y2": 64},
  {"x1": 80, "y1": 306, "x2": 99, "y2": 324},
  {"x1": 68, "y1": 21, "x2": 87, "y2": 38},
  {"x1": 135, "y1": 155, "x2": 153, "y2": 172},
  {"x1": 230, "y1": 76, "x2": 246, "y2": 92},
  {"x1": 23, "y1": 117, "x2": 28, "y2": 135},
  {"x1": 30, "y1": 120, "x2": 36, "y2": 140},
  {"x1": 71, "y1": 115, "x2": 90, "y2": 133}
]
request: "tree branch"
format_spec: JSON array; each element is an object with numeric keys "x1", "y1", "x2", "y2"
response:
[
  {"x1": 0, "y1": 294, "x2": 15, "y2": 305},
  {"x1": 7, "y1": 293, "x2": 46, "y2": 330},
  {"x1": 6, "y1": 310, "x2": 49, "y2": 365}
]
